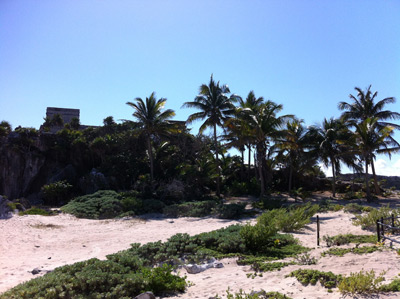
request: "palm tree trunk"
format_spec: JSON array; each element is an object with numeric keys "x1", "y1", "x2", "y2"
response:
[
  {"x1": 288, "y1": 161, "x2": 293, "y2": 192},
  {"x1": 147, "y1": 136, "x2": 154, "y2": 191},
  {"x1": 257, "y1": 143, "x2": 265, "y2": 197},
  {"x1": 331, "y1": 158, "x2": 336, "y2": 197},
  {"x1": 370, "y1": 159, "x2": 381, "y2": 196},
  {"x1": 365, "y1": 157, "x2": 371, "y2": 201},
  {"x1": 248, "y1": 144, "x2": 252, "y2": 181},
  {"x1": 241, "y1": 148, "x2": 244, "y2": 181},
  {"x1": 214, "y1": 124, "x2": 221, "y2": 197}
]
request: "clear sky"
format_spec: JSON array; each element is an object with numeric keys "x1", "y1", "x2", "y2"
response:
[{"x1": 1, "y1": 0, "x2": 399, "y2": 176}]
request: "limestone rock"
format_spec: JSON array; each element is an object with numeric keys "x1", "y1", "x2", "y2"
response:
[{"x1": 134, "y1": 291, "x2": 156, "y2": 299}]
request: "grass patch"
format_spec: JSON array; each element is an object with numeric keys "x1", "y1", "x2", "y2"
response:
[
  {"x1": 19, "y1": 207, "x2": 54, "y2": 216},
  {"x1": 286, "y1": 269, "x2": 342, "y2": 288},
  {"x1": 323, "y1": 234, "x2": 377, "y2": 247},
  {"x1": 321, "y1": 245, "x2": 382, "y2": 257}
]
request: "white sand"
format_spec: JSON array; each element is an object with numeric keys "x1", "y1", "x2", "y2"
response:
[{"x1": 1, "y1": 205, "x2": 400, "y2": 298}]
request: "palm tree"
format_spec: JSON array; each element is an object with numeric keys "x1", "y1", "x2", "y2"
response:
[
  {"x1": 339, "y1": 86, "x2": 400, "y2": 194},
  {"x1": 276, "y1": 118, "x2": 316, "y2": 192},
  {"x1": 309, "y1": 118, "x2": 356, "y2": 197},
  {"x1": 238, "y1": 91, "x2": 264, "y2": 179},
  {"x1": 182, "y1": 75, "x2": 236, "y2": 197},
  {"x1": 126, "y1": 92, "x2": 175, "y2": 188},
  {"x1": 353, "y1": 117, "x2": 399, "y2": 200},
  {"x1": 241, "y1": 100, "x2": 292, "y2": 196}
]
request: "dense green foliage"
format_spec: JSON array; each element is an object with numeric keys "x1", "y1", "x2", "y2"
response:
[
  {"x1": 41, "y1": 180, "x2": 73, "y2": 206},
  {"x1": 0, "y1": 258, "x2": 186, "y2": 299},
  {"x1": 61, "y1": 190, "x2": 123, "y2": 219},
  {"x1": 338, "y1": 270, "x2": 385, "y2": 296},
  {"x1": 286, "y1": 269, "x2": 342, "y2": 288}
]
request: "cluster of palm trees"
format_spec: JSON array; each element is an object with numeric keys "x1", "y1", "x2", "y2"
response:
[{"x1": 127, "y1": 76, "x2": 399, "y2": 199}]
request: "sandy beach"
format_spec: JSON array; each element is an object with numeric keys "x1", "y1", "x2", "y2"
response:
[{"x1": 1, "y1": 199, "x2": 400, "y2": 298}]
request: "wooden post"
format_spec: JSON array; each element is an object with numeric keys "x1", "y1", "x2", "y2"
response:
[
  {"x1": 377, "y1": 220, "x2": 380, "y2": 242},
  {"x1": 392, "y1": 214, "x2": 395, "y2": 234},
  {"x1": 317, "y1": 215, "x2": 320, "y2": 246},
  {"x1": 381, "y1": 217, "x2": 385, "y2": 239}
]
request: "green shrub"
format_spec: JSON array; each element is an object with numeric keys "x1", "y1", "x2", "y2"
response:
[
  {"x1": 41, "y1": 180, "x2": 73, "y2": 206},
  {"x1": 343, "y1": 203, "x2": 372, "y2": 214},
  {"x1": 286, "y1": 269, "x2": 342, "y2": 288},
  {"x1": 254, "y1": 196, "x2": 286, "y2": 210},
  {"x1": 353, "y1": 205, "x2": 400, "y2": 230},
  {"x1": 321, "y1": 245, "x2": 381, "y2": 257},
  {"x1": 163, "y1": 200, "x2": 218, "y2": 218},
  {"x1": 215, "y1": 203, "x2": 247, "y2": 219},
  {"x1": 380, "y1": 278, "x2": 400, "y2": 292},
  {"x1": 257, "y1": 203, "x2": 318, "y2": 233},
  {"x1": 19, "y1": 207, "x2": 54, "y2": 216},
  {"x1": 323, "y1": 234, "x2": 377, "y2": 247},
  {"x1": 61, "y1": 190, "x2": 123, "y2": 219},
  {"x1": 318, "y1": 199, "x2": 343, "y2": 212},
  {"x1": 338, "y1": 269, "x2": 385, "y2": 296},
  {"x1": 0, "y1": 258, "x2": 186, "y2": 299},
  {"x1": 251, "y1": 261, "x2": 295, "y2": 272},
  {"x1": 7, "y1": 202, "x2": 23, "y2": 211},
  {"x1": 140, "y1": 198, "x2": 165, "y2": 214}
]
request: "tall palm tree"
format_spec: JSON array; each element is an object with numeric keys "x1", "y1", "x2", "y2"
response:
[
  {"x1": 182, "y1": 75, "x2": 236, "y2": 197},
  {"x1": 309, "y1": 118, "x2": 356, "y2": 197},
  {"x1": 276, "y1": 118, "x2": 315, "y2": 192},
  {"x1": 238, "y1": 91, "x2": 264, "y2": 178},
  {"x1": 126, "y1": 92, "x2": 175, "y2": 187},
  {"x1": 339, "y1": 86, "x2": 400, "y2": 194},
  {"x1": 241, "y1": 100, "x2": 292, "y2": 196},
  {"x1": 353, "y1": 117, "x2": 399, "y2": 200}
]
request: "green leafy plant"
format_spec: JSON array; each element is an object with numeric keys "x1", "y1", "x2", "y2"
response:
[
  {"x1": 19, "y1": 207, "x2": 54, "y2": 216},
  {"x1": 286, "y1": 269, "x2": 342, "y2": 288},
  {"x1": 61, "y1": 190, "x2": 123, "y2": 219},
  {"x1": 338, "y1": 269, "x2": 385, "y2": 296},
  {"x1": 295, "y1": 253, "x2": 317, "y2": 265},
  {"x1": 353, "y1": 205, "x2": 400, "y2": 230},
  {"x1": 323, "y1": 234, "x2": 377, "y2": 247},
  {"x1": 321, "y1": 245, "x2": 381, "y2": 257},
  {"x1": 41, "y1": 180, "x2": 73, "y2": 206}
]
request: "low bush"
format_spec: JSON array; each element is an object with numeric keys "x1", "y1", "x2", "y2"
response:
[
  {"x1": 338, "y1": 269, "x2": 385, "y2": 296},
  {"x1": 323, "y1": 234, "x2": 377, "y2": 247},
  {"x1": 286, "y1": 269, "x2": 342, "y2": 288},
  {"x1": 343, "y1": 203, "x2": 373, "y2": 214},
  {"x1": 41, "y1": 180, "x2": 73, "y2": 206},
  {"x1": 61, "y1": 190, "x2": 123, "y2": 219},
  {"x1": 0, "y1": 258, "x2": 186, "y2": 299},
  {"x1": 251, "y1": 261, "x2": 295, "y2": 272},
  {"x1": 353, "y1": 205, "x2": 400, "y2": 230},
  {"x1": 380, "y1": 278, "x2": 400, "y2": 292},
  {"x1": 19, "y1": 207, "x2": 54, "y2": 216},
  {"x1": 163, "y1": 200, "x2": 218, "y2": 218},
  {"x1": 321, "y1": 245, "x2": 381, "y2": 257},
  {"x1": 215, "y1": 203, "x2": 247, "y2": 219}
]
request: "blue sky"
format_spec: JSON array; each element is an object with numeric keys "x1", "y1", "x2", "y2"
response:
[{"x1": 1, "y1": 0, "x2": 399, "y2": 175}]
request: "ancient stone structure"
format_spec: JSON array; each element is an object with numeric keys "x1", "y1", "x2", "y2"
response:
[{"x1": 46, "y1": 107, "x2": 80, "y2": 124}]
